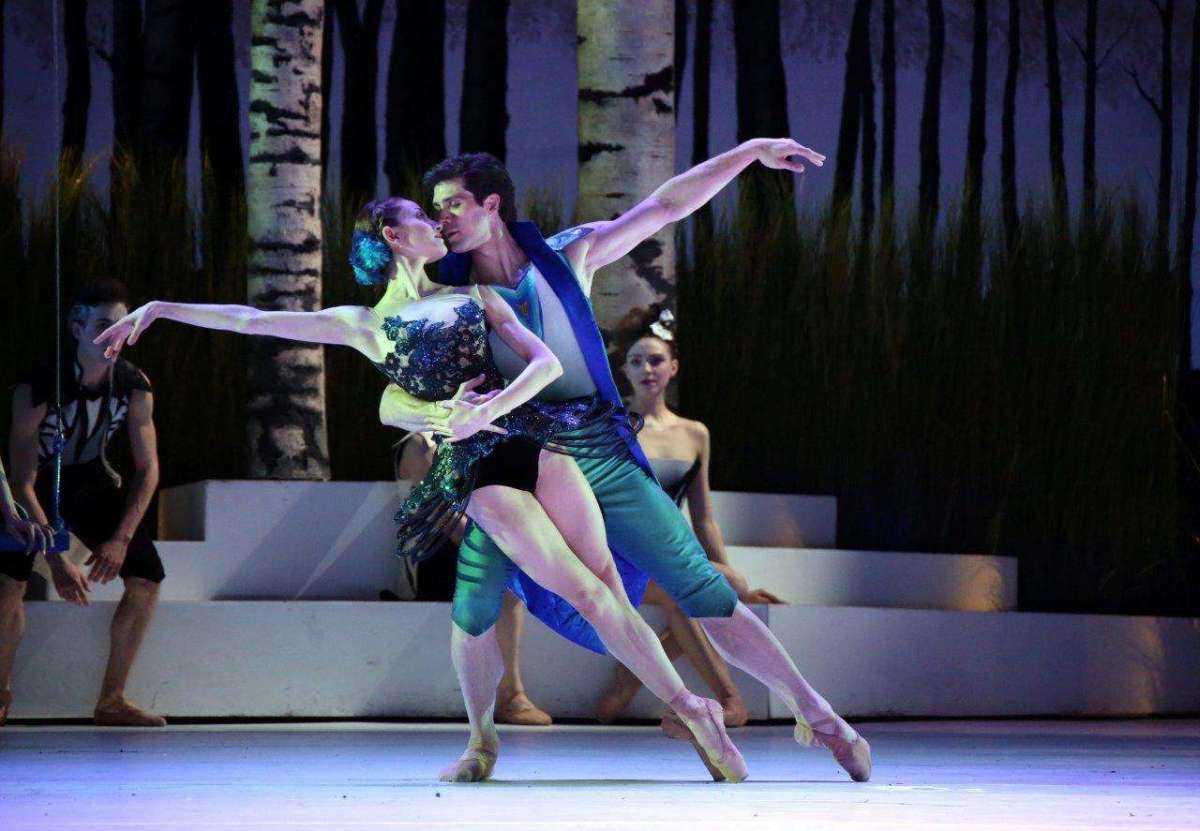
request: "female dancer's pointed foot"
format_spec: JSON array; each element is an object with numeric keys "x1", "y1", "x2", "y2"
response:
[
  {"x1": 495, "y1": 692, "x2": 552, "y2": 726},
  {"x1": 0, "y1": 689, "x2": 11, "y2": 726},
  {"x1": 438, "y1": 746, "x2": 498, "y2": 783},
  {"x1": 661, "y1": 696, "x2": 749, "y2": 783},
  {"x1": 801, "y1": 714, "x2": 872, "y2": 782},
  {"x1": 596, "y1": 664, "x2": 640, "y2": 724}
]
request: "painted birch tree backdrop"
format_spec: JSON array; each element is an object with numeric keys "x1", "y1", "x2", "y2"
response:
[{"x1": 0, "y1": 0, "x2": 1194, "y2": 614}]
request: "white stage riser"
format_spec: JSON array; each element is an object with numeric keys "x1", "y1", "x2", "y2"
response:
[
  {"x1": 67, "y1": 542, "x2": 1016, "y2": 616},
  {"x1": 729, "y1": 546, "x2": 1017, "y2": 612},
  {"x1": 9, "y1": 602, "x2": 1197, "y2": 720},
  {"x1": 56, "y1": 481, "x2": 1004, "y2": 612}
]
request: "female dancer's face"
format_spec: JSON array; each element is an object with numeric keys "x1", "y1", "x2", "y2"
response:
[
  {"x1": 383, "y1": 200, "x2": 447, "y2": 262},
  {"x1": 623, "y1": 336, "x2": 678, "y2": 399}
]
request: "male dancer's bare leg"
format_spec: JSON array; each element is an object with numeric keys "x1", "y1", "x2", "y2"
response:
[
  {"x1": 451, "y1": 474, "x2": 746, "y2": 783},
  {"x1": 698, "y1": 605, "x2": 872, "y2": 781}
]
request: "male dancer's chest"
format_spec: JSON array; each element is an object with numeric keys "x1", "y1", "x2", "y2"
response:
[{"x1": 488, "y1": 269, "x2": 597, "y2": 402}]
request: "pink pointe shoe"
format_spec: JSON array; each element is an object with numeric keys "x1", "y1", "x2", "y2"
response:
[
  {"x1": 661, "y1": 697, "x2": 749, "y2": 783},
  {"x1": 798, "y1": 714, "x2": 872, "y2": 782}
]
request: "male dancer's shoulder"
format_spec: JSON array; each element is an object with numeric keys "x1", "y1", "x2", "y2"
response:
[{"x1": 544, "y1": 226, "x2": 594, "y2": 252}]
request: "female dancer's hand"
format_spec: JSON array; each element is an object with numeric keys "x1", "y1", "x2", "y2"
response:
[
  {"x1": 95, "y1": 302, "x2": 159, "y2": 358},
  {"x1": 739, "y1": 587, "x2": 785, "y2": 605},
  {"x1": 445, "y1": 398, "x2": 508, "y2": 443}
]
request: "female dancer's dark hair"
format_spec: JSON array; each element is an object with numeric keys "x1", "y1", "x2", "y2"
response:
[
  {"x1": 349, "y1": 197, "x2": 409, "y2": 286},
  {"x1": 615, "y1": 303, "x2": 678, "y2": 360}
]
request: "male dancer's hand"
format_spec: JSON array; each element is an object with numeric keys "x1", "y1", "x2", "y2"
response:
[
  {"x1": 46, "y1": 554, "x2": 91, "y2": 607},
  {"x1": 749, "y1": 138, "x2": 825, "y2": 174}
]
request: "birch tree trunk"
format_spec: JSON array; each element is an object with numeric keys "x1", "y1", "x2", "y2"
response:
[
  {"x1": 577, "y1": 1, "x2": 675, "y2": 352},
  {"x1": 246, "y1": 0, "x2": 329, "y2": 480}
]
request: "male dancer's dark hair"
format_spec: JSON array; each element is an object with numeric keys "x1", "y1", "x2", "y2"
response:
[
  {"x1": 422, "y1": 152, "x2": 517, "y2": 224},
  {"x1": 69, "y1": 279, "x2": 129, "y2": 328}
]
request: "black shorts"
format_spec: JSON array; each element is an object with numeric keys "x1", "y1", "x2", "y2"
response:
[
  {"x1": 0, "y1": 461, "x2": 165, "y2": 584},
  {"x1": 473, "y1": 436, "x2": 542, "y2": 493}
]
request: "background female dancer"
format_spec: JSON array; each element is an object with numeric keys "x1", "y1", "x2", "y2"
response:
[
  {"x1": 94, "y1": 197, "x2": 747, "y2": 783},
  {"x1": 597, "y1": 308, "x2": 785, "y2": 728}
]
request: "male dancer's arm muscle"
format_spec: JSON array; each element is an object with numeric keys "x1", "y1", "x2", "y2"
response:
[
  {"x1": 86, "y1": 389, "x2": 159, "y2": 585},
  {"x1": 563, "y1": 139, "x2": 824, "y2": 288}
]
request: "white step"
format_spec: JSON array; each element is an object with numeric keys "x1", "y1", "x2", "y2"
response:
[
  {"x1": 728, "y1": 546, "x2": 1017, "y2": 612},
  {"x1": 9, "y1": 601, "x2": 1198, "y2": 720}
]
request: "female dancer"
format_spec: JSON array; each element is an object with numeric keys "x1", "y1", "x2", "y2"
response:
[
  {"x1": 597, "y1": 308, "x2": 784, "y2": 727},
  {"x1": 94, "y1": 197, "x2": 747, "y2": 783}
]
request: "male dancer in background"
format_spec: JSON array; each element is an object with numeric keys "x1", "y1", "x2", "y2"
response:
[{"x1": 380, "y1": 139, "x2": 872, "y2": 782}]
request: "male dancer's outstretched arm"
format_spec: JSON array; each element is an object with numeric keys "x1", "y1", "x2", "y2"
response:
[{"x1": 563, "y1": 138, "x2": 823, "y2": 293}]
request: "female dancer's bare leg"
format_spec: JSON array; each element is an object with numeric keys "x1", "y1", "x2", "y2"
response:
[
  {"x1": 441, "y1": 456, "x2": 746, "y2": 783},
  {"x1": 597, "y1": 582, "x2": 748, "y2": 727},
  {"x1": 533, "y1": 454, "x2": 747, "y2": 727}
]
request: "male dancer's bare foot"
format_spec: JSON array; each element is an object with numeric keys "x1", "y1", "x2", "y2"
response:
[
  {"x1": 93, "y1": 696, "x2": 166, "y2": 727},
  {"x1": 596, "y1": 663, "x2": 640, "y2": 723},
  {"x1": 439, "y1": 727, "x2": 500, "y2": 783},
  {"x1": 495, "y1": 691, "x2": 552, "y2": 726},
  {"x1": 0, "y1": 689, "x2": 11, "y2": 726},
  {"x1": 661, "y1": 693, "x2": 748, "y2": 783},
  {"x1": 799, "y1": 713, "x2": 872, "y2": 782}
]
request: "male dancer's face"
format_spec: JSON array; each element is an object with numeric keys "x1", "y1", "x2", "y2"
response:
[
  {"x1": 72, "y1": 302, "x2": 129, "y2": 365},
  {"x1": 431, "y1": 178, "x2": 498, "y2": 254}
]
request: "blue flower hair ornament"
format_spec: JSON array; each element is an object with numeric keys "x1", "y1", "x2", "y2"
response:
[{"x1": 349, "y1": 230, "x2": 394, "y2": 286}]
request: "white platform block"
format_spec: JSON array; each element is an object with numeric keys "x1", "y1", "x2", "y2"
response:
[
  {"x1": 728, "y1": 546, "x2": 1018, "y2": 611},
  {"x1": 9, "y1": 601, "x2": 1197, "y2": 720},
  {"x1": 686, "y1": 491, "x2": 837, "y2": 548},
  {"x1": 104, "y1": 480, "x2": 838, "y2": 601},
  {"x1": 764, "y1": 605, "x2": 1200, "y2": 718}
]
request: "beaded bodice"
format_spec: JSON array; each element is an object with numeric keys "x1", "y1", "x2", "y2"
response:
[{"x1": 374, "y1": 297, "x2": 501, "y2": 402}]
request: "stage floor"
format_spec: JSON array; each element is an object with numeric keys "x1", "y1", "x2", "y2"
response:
[{"x1": 1, "y1": 719, "x2": 1197, "y2": 830}]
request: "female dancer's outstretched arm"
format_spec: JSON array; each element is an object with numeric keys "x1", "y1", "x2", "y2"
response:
[{"x1": 93, "y1": 302, "x2": 381, "y2": 361}]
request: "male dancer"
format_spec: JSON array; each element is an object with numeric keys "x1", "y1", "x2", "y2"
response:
[{"x1": 381, "y1": 140, "x2": 871, "y2": 781}]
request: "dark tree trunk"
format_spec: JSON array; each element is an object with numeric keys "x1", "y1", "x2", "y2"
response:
[
  {"x1": 62, "y1": 0, "x2": 91, "y2": 169},
  {"x1": 385, "y1": 0, "x2": 446, "y2": 192},
  {"x1": 733, "y1": 0, "x2": 791, "y2": 213},
  {"x1": 1081, "y1": 0, "x2": 1098, "y2": 225},
  {"x1": 1002, "y1": 0, "x2": 1021, "y2": 248},
  {"x1": 1156, "y1": 0, "x2": 1176, "y2": 275},
  {"x1": 880, "y1": 0, "x2": 896, "y2": 231},
  {"x1": 195, "y1": 0, "x2": 243, "y2": 281},
  {"x1": 336, "y1": 0, "x2": 385, "y2": 201},
  {"x1": 141, "y1": 0, "x2": 196, "y2": 159},
  {"x1": 963, "y1": 0, "x2": 988, "y2": 242},
  {"x1": 1179, "y1": 0, "x2": 1199, "y2": 372},
  {"x1": 674, "y1": 0, "x2": 687, "y2": 115},
  {"x1": 693, "y1": 0, "x2": 712, "y2": 236},
  {"x1": 0, "y1": 0, "x2": 6, "y2": 142},
  {"x1": 320, "y1": 5, "x2": 334, "y2": 186},
  {"x1": 195, "y1": 0, "x2": 243, "y2": 193},
  {"x1": 919, "y1": 0, "x2": 945, "y2": 235},
  {"x1": 833, "y1": 0, "x2": 872, "y2": 210},
  {"x1": 112, "y1": 0, "x2": 143, "y2": 156},
  {"x1": 1042, "y1": 0, "x2": 1068, "y2": 227},
  {"x1": 860, "y1": 4, "x2": 877, "y2": 242},
  {"x1": 459, "y1": 0, "x2": 509, "y2": 159}
]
